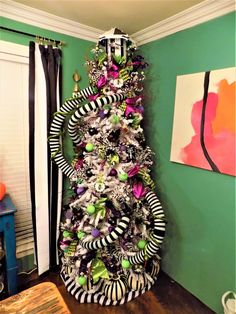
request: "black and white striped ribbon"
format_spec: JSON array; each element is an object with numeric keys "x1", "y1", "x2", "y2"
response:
[
  {"x1": 68, "y1": 93, "x2": 126, "y2": 145},
  {"x1": 49, "y1": 86, "x2": 95, "y2": 178},
  {"x1": 60, "y1": 266, "x2": 158, "y2": 306},
  {"x1": 128, "y1": 191, "x2": 165, "y2": 265},
  {"x1": 102, "y1": 191, "x2": 165, "y2": 266},
  {"x1": 81, "y1": 216, "x2": 130, "y2": 250}
]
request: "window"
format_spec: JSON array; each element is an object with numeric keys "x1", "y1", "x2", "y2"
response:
[{"x1": 0, "y1": 41, "x2": 34, "y2": 259}]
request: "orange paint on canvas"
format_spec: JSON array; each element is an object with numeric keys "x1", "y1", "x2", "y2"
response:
[{"x1": 212, "y1": 79, "x2": 235, "y2": 134}]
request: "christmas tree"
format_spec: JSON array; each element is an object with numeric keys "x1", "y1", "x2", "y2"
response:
[{"x1": 49, "y1": 28, "x2": 166, "y2": 305}]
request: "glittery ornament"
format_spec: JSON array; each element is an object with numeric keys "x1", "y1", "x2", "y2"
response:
[
  {"x1": 86, "y1": 168, "x2": 93, "y2": 177},
  {"x1": 85, "y1": 143, "x2": 94, "y2": 152},
  {"x1": 109, "y1": 168, "x2": 117, "y2": 176},
  {"x1": 87, "y1": 204, "x2": 96, "y2": 215},
  {"x1": 111, "y1": 114, "x2": 120, "y2": 124},
  {"x1": 77, "y1": 276, "x2": 87, "y2": 286},
  {"x1": 76, "y1": 186, "x2": 85, "y2": 195},
  {"x1": 91, "y1": 228, "x2": 101, "y2": 238},
  {"x1": 118, "y1": 172, "x2": 128, "y2": 182},
  {"x1": 95, "y1": 182, "x2": 105, "y2": 192},
  {"x1": 88, "y1": 127, "x2": 98, "y2": 135},
  {"x1": 113, "y1": 78, "x2": 124, "y2": 88},
  {"x1": 77, "y1": 231, "x2": 86, "y2": 239},
  {"x1": 63, "y1": 230, "x2": 72, "y2": 238},
  {"x1": 121, "y1": 259, "x2": 130, "y2": 269},
  {"x1": 137, "y1": 239, "x2": 147, "y2": 249},
  {"x1": 99, "y1": 110, "x2": 106, "y2": 119}
]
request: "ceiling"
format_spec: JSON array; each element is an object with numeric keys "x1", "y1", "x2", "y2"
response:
[{"x1": 13, "y1": 0, "x2": 206, "y2": 34}]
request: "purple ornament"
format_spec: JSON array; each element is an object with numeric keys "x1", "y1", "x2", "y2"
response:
[
  {"x1": 91, "y1": 228, "x2": 100, "y2": 238},
  {"x1": 108, "y1": 226, "x2": 114, "y2": 233},
  {"x1": 109, "y1": 168, "x2": 117, "y2": 176},
  {"x1": 136, "y1": 105, "x2": 144, "y2": 114},
  {"x1": 65, "y1": 211, "x2": 73, "y2": 219},
  {"x1": 99, "y1": 110, "x2": 106, "y2": 119},
  {"x1": 76, "y1": 186, "x2": 85, "y2": 195},
  {"x1": 120, "y1": 145, "x2": 126, "y2": 152}
]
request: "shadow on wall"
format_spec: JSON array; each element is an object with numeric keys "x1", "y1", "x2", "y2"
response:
[{"x1": 142, "y1": 59, "x2": 175, "y2": 268}]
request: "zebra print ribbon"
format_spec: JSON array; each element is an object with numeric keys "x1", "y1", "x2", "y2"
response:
[
  {"x1": 49, "y1": 86, "x2": 96, "y2": 178},
  {"x1": 81, "y1": 216, "x2": 130, "y2": 250},
  {"x1": 68, "y1": 93, "x2": 126, "y2": 145}
]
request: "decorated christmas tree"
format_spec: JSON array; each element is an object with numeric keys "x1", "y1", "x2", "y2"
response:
[{"x1": 49, "y1": 28, "x2": 166, "y2": 305}]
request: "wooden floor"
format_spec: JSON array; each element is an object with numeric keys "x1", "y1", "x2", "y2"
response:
[{"x1": 18, "y1": 270, "x2": 215, "y2": 314}]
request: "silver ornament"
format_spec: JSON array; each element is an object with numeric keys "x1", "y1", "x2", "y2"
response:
[{"x1": 94, "y1": 182, "x2": 106, "y2": 192}]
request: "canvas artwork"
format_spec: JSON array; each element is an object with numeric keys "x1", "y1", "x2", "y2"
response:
[{"x1": 170, "y1": 67, "x2": 235, "y2": 177}]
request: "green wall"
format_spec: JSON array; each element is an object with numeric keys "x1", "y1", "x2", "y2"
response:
[
  {"x1": 141, "y1": 12, "x2": 235, "y2": 313},
  {"x1": 1, "y1": 13, "x2": 235, "y2": 312},
  {"x1": 0, "y1": 16, "x2": 94, "y2": 270}
]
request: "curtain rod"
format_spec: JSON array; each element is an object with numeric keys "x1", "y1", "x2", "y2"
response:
[{"x1": 0, "y1": 26, "x2": 64, "y2": 46}]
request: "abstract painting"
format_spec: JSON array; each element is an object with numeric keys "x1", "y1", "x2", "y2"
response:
[{"x1": 170, "y1": 67, "x2": 235, "y2": 176}]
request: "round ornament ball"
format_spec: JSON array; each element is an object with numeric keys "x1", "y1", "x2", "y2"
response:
[
  {"x1": 76, "y1": 186, "x2": 85, "y2": 195},
  {"x1": 0, "y1": 183, "x2": 6, "y2": 201},
  {"x1": 99, "y1": 110, "x2": 106, "y2": 119},
  {"x1": 77, "y1": 231, "x2": 86, "y2": 239},
  {"x1": 88, "y1": 127, "x2": 98, "y2": 135},
  {"x1": 86, "y1": 168, "x2": 93, "y2": 177},
  {"x1": 137, "y1": 240, "x2": 147, "y2": 250},
  {"x1": 94, "y1": 182, "x2": 105, "y2": 192},
  {"x1": 118, "y1": 173, "x2": 128, "y2": 182},
  {"x1": 85, "y1": 143, "x2": 94, "y2": 152},
  {"x1": 121, "y1": 259, "x2": 130, "y2": 269},
  {"x1": 91, "y1": 228, "x2": 100, "y2": 238},
  {"x1": 63, "y1": 230, "x2": 71, "y2": 238},
  {"x1": 87, "y1": 204, "x2": 96, "y2": 215},
  {"x1": 111, "y1": 114, "x2": 120, "y2": 124},
  {"x1": 109, "y1": 168, "x2": 117, "y2": 176},
  {"x1": 77, "y1": 276, "x2": 86, "y2": 286}
]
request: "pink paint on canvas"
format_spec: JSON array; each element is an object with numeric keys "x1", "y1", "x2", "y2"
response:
[{"x1": 180, "y1": 78, "x2": 235, "y2": 176}]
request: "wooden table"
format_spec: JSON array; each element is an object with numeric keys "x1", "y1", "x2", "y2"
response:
[{"x1": 0, "y1": 282, "x2": 71, "y2": 313}]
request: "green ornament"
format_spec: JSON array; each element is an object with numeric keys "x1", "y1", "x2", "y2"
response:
[
  {"x1": 85, "y1": 143, "x2": 94, "y2": 152},
  {"x1": 87, "y1": 204, "x2": 96, "y2": 215},
  {"x1": 137, "y1": 240, "x2": 147, "y2": 250},
  {"x1": 118, "y1": 172, "x2": 128, "y2": 182},
  {"x1": 111, "y1": 114, "x2": 120, "y2": 124},
  {"x1": 77, "y1": 231, "x2": 86, "y2": 239},
  {"x1": 77, "y1": 276, "x2": 86, "y2": 286},
  {"x1": 63, "y1": 230, "x2": 72, "y2": 238},
  {"x1": 121, "y1": 259, "x2": 130, "y2": 269}
]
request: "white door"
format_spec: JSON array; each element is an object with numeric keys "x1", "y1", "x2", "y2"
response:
[{"x1": 0, "y1": 41, "x2": 34, "y2": 259}]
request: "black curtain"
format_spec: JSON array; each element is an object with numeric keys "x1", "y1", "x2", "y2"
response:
[{"x1": 39, "y1": 44, "x2": 62, "y2": 268}]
